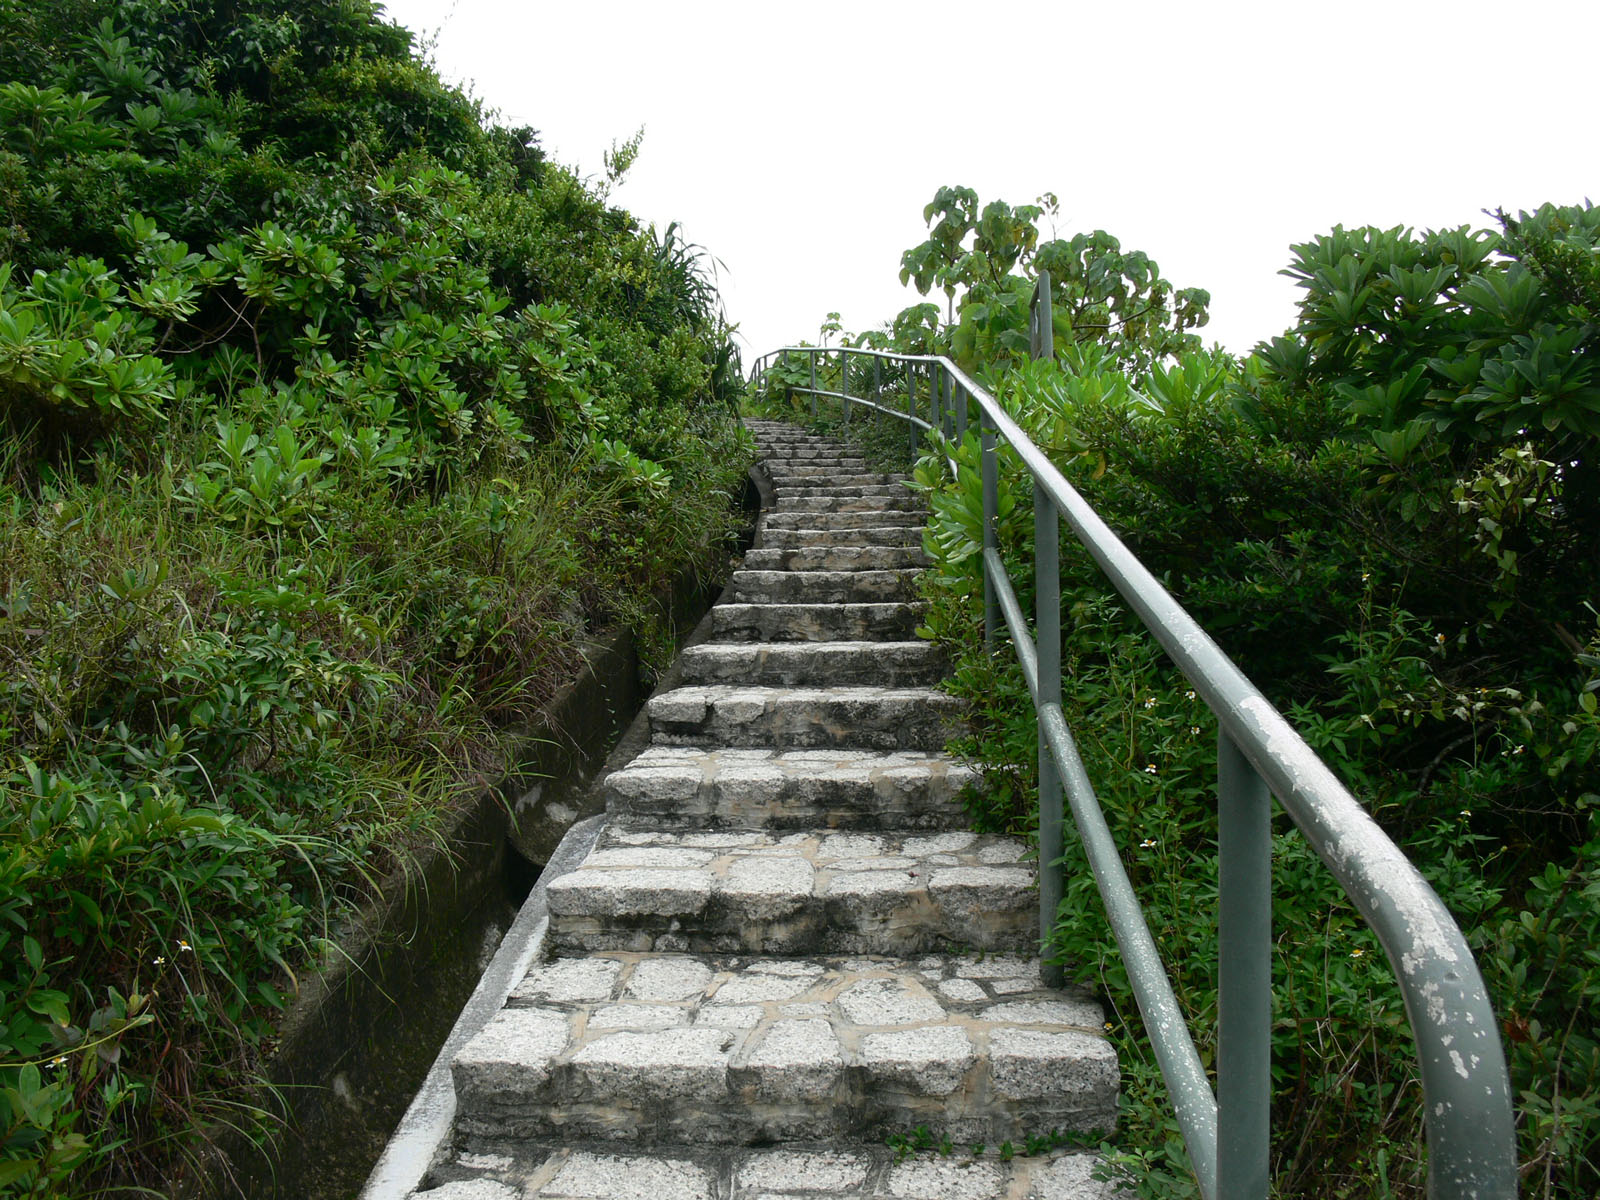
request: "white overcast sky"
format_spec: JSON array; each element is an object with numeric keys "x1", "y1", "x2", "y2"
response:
[{"x1": 376, "y1": 0, "x2": 1595, "y2": 361}]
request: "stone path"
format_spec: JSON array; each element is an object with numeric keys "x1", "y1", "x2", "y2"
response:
[{"x1": 401, "y1": 420, "x2": 1122, "y2": 1199}]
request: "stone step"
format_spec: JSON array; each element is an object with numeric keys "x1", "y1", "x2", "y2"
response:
[
  {"x1": 409, "y1": 1142, "x2": 1123, "y2": 1200},
  {"x1": 680, "y1": 641, "x2": 944, "y2": 688},
  {"x1": 452, "y1": 952, "x2": 1116, "y2": 1148},
  {"x1": 710, "y1": 602, "x2": 927, "y2": 643},
  {"x1": 546, "y1": 828, "x2": 1034, "y2": 956},
  {"x1": 763, "y1": 448, "x2": 870, "y2": 463},
  {"x1": 604, "y1": 746, "x2": 974, "y2": 831},
  {"x1": 772, "y1": 483, "x2": 912, "y2": 499},
  {"x1": 647, "y1": 685, "x2": 964, "y2": 750},
  {"x1": 730, "y1": 569, "x2": 921, "y2": 605},
  {"x1": 764, "y1": 469, "x2": 909, "y2": 485},
  {"x1": 760, "y1": 510, "x2": 924, "y2": 532},
  {"x1": 756, "y1": 525, "x2": 925, "y2": 550},
  {"x1": 742, "y1": 545, "x2": 929, "y2": 572},
  {"x1": 775, "y1": 495, "x2": 926, "y2": 514}
]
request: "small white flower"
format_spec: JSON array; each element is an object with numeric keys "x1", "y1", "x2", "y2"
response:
[
  {"x1": 1190, "y1": 726, "x2": 1202, "y2": 736},
  {"x1": 1436, "y1": 633, "x2": 1447, "y2": 646},
  {"x1": 1184, "y1": 690, "x2": 1197, "y2": 701},
  {"x1": 1512, "y1": 744, "x2": 1525, "y2": 756},
  {"x1": 1350, "y1": 948, "x2": 1364, "y2": 959},
  {"x1": 152, "y1": 956, "x2": 166, "y2": 966},
  {"x1": 1139, "y1": 838, "x2": 1157, "y2": 849},
  {"x1": 1361, "y1": 572, "x2": 1371, "y2": 583},
  {"x1": 1144, "y1": 764, "x2": 1158, "y2": 775},
  {"x1": 1142, "y1": 697, "x2": 1157, "y2": 709},
  {"x1": 177, "y1": 939, "x2": 192, "y2": 953}
]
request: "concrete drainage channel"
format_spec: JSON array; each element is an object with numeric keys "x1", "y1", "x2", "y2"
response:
[
  {"x1": 363, "y1": 421, "x2": 1124, "y2": 1200},
  {"x1": 203, "y1": 481, "x2": 758, "y2": 1200}
]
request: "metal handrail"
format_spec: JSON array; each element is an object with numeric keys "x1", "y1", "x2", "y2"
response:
[{"x1": 747, "y1": 297, "x2": 1516, "y2": 1200}]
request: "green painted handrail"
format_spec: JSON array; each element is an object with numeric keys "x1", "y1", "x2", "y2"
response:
[{"x1": 748, "y1": 303, "x2": 1516, "y2": 1200}]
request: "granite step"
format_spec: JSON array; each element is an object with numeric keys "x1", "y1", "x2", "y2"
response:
[
  {"x1": 763, "y1": 469, "x2": 909, "y2": 485},
  {"x1": 680, "y1": 641, "x2": 945, "y2": 688},
  {"x1": 756, "y1": 526, "x2": 925, "y2": 550},
  {"x1": 603, "y1": 746, "x2": 974, "y2": 832},
  {"x1": 647, "y1": 685, "x2": 965, "y2": 750},
  {"x1": 775, "y1": 495, "x2": 926, "y2": 514},
  {"x1": 451, "y1": 952, "x2": 1117, "y2": 1147},
  {"x1": 759, "y1": 510, "x2": 925, "y2": 532},
  {"x1": 409, "y1": 1142, "x2": 1124, "y2": 1200},
  {"x1": 710, "y1": 602, "x2": 927, "y2": 643},
  {"x1": 742, "y1": 546, "x2": 929, "y2": 572},
  {"x1": 730, "y1": 568, "x2": 921, "y2": 605},
  {"x1": 771, "y1": 483, "x2": 913, "y2": 499},
  {"x1": 545, "y1": 828, "x2": 1034, "y2": 956}
]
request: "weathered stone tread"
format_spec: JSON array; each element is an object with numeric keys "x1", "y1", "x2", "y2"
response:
[
  {"x1": 546, "y1": 827, "x2": 1034, "y2": 955},
  {"x1": 452, "y1": 952, "x2": 1115, "y2": 1147}
]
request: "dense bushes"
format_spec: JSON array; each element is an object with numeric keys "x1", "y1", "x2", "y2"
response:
[
  {"x1": 1, "y1": 2, "x2": 750, "y2": 1193},
  {"x1": 769, "y1": 191, "x2": 1600, "y2": 1196}
]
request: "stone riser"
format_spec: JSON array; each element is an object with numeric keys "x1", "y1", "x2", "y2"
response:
[
  {"x1": 759, "y1": 511, "x2": 924, "y2": 531},
  {"x1": 604, "y1": 747, "x2": 973, "y2": 832},
  {"x1": 764, "y1": 469, "x2": 908, "y2": 484},
  {"x1": 755, "y1": 526, "x2": 925, "y2": 550},
  {"x1": 709, "y1": 603, "x2": 927, "y2": 643},
  {"x1": 454, "y1": 953, "x2": 1116, "y2": 1149},
  {"x1": 546, "y1": 827, "x2": 1033, "y2": 957},
  {"x1": 742, "y1": 546, "x2": 928, "y2": 572},
  {"x1": 422, "y1": 1142, "x2": 1119, "y2": 1200},
  {"x1": 772, "y1": 484, "x2": 912, "y2": 499},
  {"x1": 731, "y1": 569, "x2": 920, "y2": 605},
  {"x1": 775, "y1": 496, "x2": 926, "y2": 514},
  {"x1": 679, "y1": 642, "x2": 945, "y2": 688},
  {"x1": 648, "y1": 686, "x2": 965, "y2": 751}
]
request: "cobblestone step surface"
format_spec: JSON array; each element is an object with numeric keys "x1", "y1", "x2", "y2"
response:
[
  {"x1": 648, "y1": 685, "x2": 966, "y2": 750},
  {"x1": 772, "y1": 483, "x2": 914, "y2": 499},
  {"x1": 452, "y1": 953, "x2": 1116, "y2": 1147},
  {"x1": 546, "y1": 828, "x2": 1034, "y2": 956},
  {"x1": 742, "y1": 545, "x2": 930, "y2": 572},
  {"x1": 603, "y1": 746, "x2": 973, "y2": 832},
  {"x1": 730, "y1": 568, "x2": 922, "y2": 605},
  {"x1": 412, "y1": 1143, "x2": 1123, "y2": 1200},
  {"x1": 710, "y1": 602, "x2": 927, "y2": 643},
  {"x1": 680, "y1": 641, "x2": 945, "y2": 688},
  {"x1": 758, "y1": 513, "x2": 926, "y2": 536},
  {"x1": 754, "y1": 525, "x2": 926, "y2": 549},
  {"x1": 775, "y1": 494, "x2": 927, "y2": 514}
]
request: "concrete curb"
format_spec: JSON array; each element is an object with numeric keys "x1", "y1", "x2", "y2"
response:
[{"x1": 358, "y1": 811, "x2": 608, "y2": 1200}]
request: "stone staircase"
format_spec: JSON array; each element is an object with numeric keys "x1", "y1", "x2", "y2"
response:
[{"x1": 404, "y1": 420, "x2": 1122, "y2": 1199}]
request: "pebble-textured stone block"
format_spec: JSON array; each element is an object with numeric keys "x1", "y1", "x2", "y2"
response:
[
  {"x1": 679, "y1": 641, "x2": 945, "y2": 688},
  {"x1": 730, "y1": 569, "x2": 923, "y2": 605},
  {"x1": 709, "y1": 603, "x2": 927, "y2": 643},
  {"x1": 451, "y1": 953, "x2": 1114, "y2": 1147},
  {"x1": 647, "y1": 685, "x2": 965, "y2": 751}
]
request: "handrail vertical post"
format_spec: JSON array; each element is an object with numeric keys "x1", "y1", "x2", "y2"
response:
[
  {"x1": 873, "y1": 356, "x2": 882, "y2": 434},
  {"x1": 942, "y1": 369, "x2": 954, "y2": 440},
  {"x1": 1035, "y1": 484, "x2": 1065, "y2": 989},
  {"x1": 809, "y1": 349, "x2": 818, "y2": 423},
  {"x1": 929, "y1": 362, "x2": 940, "y2": 433},
  {"x1": 981, "y1": 409, "x2": 998, "y2": 654},
  {"x1": 1032, "y1": 268, "x2": 1055, "y2": 361},
  {"x1": 1217, "y1": 732, "x2": 1272, "y2": 1200},
  {"x1": 955, "y1": 380, "x2": 967, "y2": 442},
  {"x1": 908, "y1": 364, "x2": 919, "y2": 459},
  {"x1": 841, "y1": 348, "x2": 850, "y2": 427}
]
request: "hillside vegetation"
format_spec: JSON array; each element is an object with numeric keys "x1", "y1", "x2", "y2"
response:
[
  {"x1": 758, "y1": 188, "x2": 1600, "y2": 1198},
  {"x1": 0, "y1": 1, "x2": 750, "y2": 1193}
]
